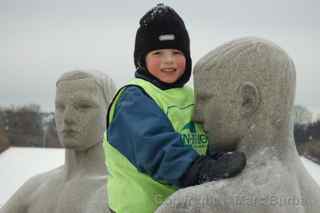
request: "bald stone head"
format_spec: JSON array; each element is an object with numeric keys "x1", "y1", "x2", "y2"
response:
[
  {"x1": 193, "y1": 37, "x2": 296, "y2": 152},
  {"x1": 55, "y1": 70, "x2": 116, "y2": 150}
]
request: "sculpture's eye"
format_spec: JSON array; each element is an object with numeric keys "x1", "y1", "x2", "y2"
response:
[
  {"x1": 75, "y1": 100, "x2": 97, "y2": 112},
  {"x1": 77, "y1": 102, "x2": 92, "y2": 111},
  {"x1": 80, "y1": 103, "x2": 91, "y2": 109},
  {"x1": 197, "y1": 92, "x2": 213, "y2": 103}
]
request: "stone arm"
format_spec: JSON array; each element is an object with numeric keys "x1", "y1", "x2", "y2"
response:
[
  {"x1": 156, "y1": 183, "x2": 305, "y2": 213},
  {"x1": 0, "y1": 175, "x2": 45, "y2": 213},
  {"x1": 156, "y1": 162, "x2": 305, "y2": 213}
]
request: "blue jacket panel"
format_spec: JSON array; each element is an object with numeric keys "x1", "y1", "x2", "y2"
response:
[{"x1": 108, "y1": 86, "x2": 199, "y2": 187}]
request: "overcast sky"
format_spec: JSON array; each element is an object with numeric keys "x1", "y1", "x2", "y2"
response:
[{"x1": 1, "y1": 0, "x2": 319, "y2": 114}]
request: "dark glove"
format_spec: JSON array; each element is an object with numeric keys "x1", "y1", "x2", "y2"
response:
[{"x1": 180, "y1": 151, "x2": 246, "y2": 187}]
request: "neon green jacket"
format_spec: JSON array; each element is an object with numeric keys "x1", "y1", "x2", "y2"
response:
[{"x1": 104, "y1": 78, "x2": 208, "y2": 212}]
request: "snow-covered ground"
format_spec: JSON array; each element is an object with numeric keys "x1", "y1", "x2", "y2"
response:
[
  {"x1": 300, "y1": 157, "x2": 320, "y2": 184},
  {"x1": 0, "y1": 147, "x2": 65, "y2": 207},
  {"x1": 0, "y1": 147, "x2": 319, "y2": 207}
]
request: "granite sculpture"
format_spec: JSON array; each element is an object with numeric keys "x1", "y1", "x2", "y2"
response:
[
  {"x1": 1, "y1": 70, "x2": 116, "y2": 213},
  {"x1": 156, "y1": 37, "x2": 320, "y2": 213}
]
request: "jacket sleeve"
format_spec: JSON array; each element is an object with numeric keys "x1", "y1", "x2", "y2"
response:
[{"x1": 107, "y1": 86, "x2": 199, "y2": 187}]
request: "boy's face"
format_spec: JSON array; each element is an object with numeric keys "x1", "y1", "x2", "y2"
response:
[{"x1": 145, "y1": 49, "x2": 186, "y2": 84}]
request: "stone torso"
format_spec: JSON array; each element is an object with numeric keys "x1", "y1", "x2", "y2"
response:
[{"x1": 25, "y1": 167, "x2": 107, "y2": 213}]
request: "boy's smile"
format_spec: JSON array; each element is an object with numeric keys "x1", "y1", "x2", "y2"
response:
[{"x1": 146, "y1": 49, "x2": 186, "y2": 84}]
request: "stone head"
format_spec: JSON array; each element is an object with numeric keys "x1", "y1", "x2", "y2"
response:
[
  {"x1": 55, "y1": 70, "x2": 116, "y2": 150},
  {"x1": 193, "y1": 37, "x2": 296, "y2": 152}
]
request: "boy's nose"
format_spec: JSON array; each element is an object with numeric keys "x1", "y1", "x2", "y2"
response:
[{"x1": 162, "y1": 53, "x2": 174, "y2": 64}]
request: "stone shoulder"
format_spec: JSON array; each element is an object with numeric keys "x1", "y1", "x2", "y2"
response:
[
  {"x1": 0, "y1": 166, "x2": 64, "y2": 213},
  {"x1": 156, "y1": 159, "x2": 303, "y2": 213}
]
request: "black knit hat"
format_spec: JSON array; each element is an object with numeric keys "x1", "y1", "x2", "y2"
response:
[{"x1": 134, "y1": 3, "x2": 192, "y2": 88}]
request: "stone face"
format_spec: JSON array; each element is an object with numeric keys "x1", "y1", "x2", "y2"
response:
[
  {"x1": 156, "y1": 37, "x2": 320, "y2": 213},
  {"x1": 0, "y1": 70, "x2": 116, "y2": 213}
]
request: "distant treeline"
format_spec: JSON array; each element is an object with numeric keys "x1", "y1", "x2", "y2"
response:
[
  {"x1": 294, "y1": 121, "x2": 320, "y2": 163},
  {"x1": 0, "y1": 104, "x2": 320, "y2": 162},
  {"x1": 0, "y1": 104, "x2": 60, "y2": 153}
]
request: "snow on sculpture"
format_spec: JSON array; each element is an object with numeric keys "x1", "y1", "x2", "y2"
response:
[
  {"x1": 156, "y1": 37, "x2": 320, "y2": 213},
  {"x1": 0, "y1": 70, "x2": 116, "y2": 213}
]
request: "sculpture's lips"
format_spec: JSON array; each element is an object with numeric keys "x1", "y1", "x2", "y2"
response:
[{"x1": 62, "y1": 129, "x2": 78, "y2": 136}]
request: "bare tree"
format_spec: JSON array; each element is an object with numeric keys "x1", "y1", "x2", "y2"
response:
[{"x1": 2, "y1": 104, "x2": 44, "y2": 147}]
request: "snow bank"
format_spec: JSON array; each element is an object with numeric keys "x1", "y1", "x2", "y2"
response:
[
  {"x1": 0, "y1": 147, "x2": 64, "y2": 207},
  {"x1": 301, "y1": 157, "x2": 320, "y2": 185},
  {"x1": 0, "y1": 148, "x2": 319, "y2": 207}
]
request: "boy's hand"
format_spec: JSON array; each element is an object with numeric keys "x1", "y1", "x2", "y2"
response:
[{"x1": 180, "y1": 151, "x2": 246, "y2": 187}]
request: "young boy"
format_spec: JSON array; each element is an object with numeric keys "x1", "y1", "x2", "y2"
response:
[{"x1": 104, "y1": 4, "x2": 246, "y2": 213}]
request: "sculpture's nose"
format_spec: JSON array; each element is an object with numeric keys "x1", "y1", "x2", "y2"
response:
[
  {"x1": 63, "y1": 105, "x2": 76, "y2": 125},
  {"x1": 192, "y1": 104, "x2": 203, "y2": 123}
]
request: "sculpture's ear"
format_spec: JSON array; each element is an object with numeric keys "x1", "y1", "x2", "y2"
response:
[{"x1": 238, "y1": 82, "x2": 260, "y2": 118}]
